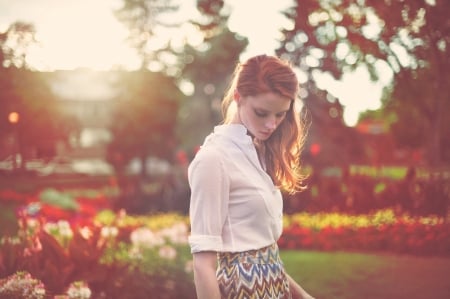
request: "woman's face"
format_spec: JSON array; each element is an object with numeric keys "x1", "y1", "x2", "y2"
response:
[{"x1": 236, "y1": 92, "x2": 291, "y2": 141}]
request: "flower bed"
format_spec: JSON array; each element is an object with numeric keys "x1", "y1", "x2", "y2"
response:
[
  {"x1": 279, "y1": 209, "x2": 450, "y2": 256},
  {"x1": 0, "y1": 212, "x2": 195, "y2": 299},
  {"x1": 1, "y1": 188, "x2": 449, "y2": 298}
]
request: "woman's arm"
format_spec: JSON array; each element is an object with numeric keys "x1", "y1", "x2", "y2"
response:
[
  {"x1": 286, "y1": 274, "x2": 315, "y2": 299},
  {"x1": 192, "y1": 251, "x2": 221, "y2": 299}
]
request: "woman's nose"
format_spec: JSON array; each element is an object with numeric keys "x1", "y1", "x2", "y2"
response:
[{"x1": 265, "y1": 117, "x2": 277, "y2": 130}]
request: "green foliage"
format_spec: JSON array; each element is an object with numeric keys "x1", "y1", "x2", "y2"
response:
[
  {"x1": 101, "y1": 239, "x2": 194, "y2": 298},
  {"x1": 39, "y1": 189, "x2": 79, "y2": 210}
]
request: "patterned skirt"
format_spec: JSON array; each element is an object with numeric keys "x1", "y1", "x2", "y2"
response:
[{"x1": 216, "y1": 243, "x2": 292, "y2": 299}]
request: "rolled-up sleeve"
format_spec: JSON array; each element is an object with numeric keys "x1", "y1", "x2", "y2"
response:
[{"x1": 188, "y1": 147, "x2": 230, "y2": 253}]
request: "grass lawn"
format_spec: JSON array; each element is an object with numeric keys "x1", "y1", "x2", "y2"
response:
[{"x1": 281, "y1": 250, "x2": 450, "y2": 299}]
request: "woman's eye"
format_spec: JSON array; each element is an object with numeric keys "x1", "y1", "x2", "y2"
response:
[
  {"x1": 254, "y1": 110, "x2": 286, "y2": 118},
  {"x1": 255, "y1": 111, "x2": 267, "y2": 117}
]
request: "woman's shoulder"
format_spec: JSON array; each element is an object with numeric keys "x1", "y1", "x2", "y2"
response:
[
  {"x1": 188, "y1": 144, "x2": 226, "y2": 177},
  {"x1": 191, "y1": 125, "x2": 246, "y2": 164},
  {"x1": 192, "y1": 143, "x2": 224, "y2": 163}
]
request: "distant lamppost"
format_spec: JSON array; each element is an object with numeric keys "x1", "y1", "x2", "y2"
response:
[
  {"x1": 8, "y1": 112, "x2": 19, "y2": 124},
  {"x1": 8, "y1": 112, "x2": 20, "y2": 170}
]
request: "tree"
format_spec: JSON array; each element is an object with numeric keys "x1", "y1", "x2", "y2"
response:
[
  {"x1": 0, "y1": 22, "x2": 36, "y2": 68},
  {"x1": 277, "y1": 0, "x2": 450, "y2": 166},
  {"x1": 301, "y1": 86, "x2": 366, "y2": 168},
  {"x1": 0, "y1": 22, "x2": 37, "y2": 135},
  {"x1": 114, "y1": 0, "x2": 248, "y2": 152},
  {"x1": 107, "y1": 71, "x2": 182, "y2": 177},
  {"x1": 177, "y1": 0, "x2": 248, "y2": 150},
  {"x1": 0, "y1": 23, "x2": 80, "y2": 168},
  {"x1": 0, "y1": 68, "x2": 80, "y2": 167},
  {"x1": 114, "y1": 0, "x2": 179, "y2": 70}
]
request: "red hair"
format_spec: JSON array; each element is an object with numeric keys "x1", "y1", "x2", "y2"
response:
[{"x1": 222, "y1": 55, "x2": 307, "y2": 193}]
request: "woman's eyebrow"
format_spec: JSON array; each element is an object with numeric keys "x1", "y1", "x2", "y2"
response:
[{"x1": 254, "y1": 107, "x2": 290, "y2": 113}]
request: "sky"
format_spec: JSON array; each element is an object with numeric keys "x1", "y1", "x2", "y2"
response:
[{"x1": 0, "y1": 0, "x2": 390, "y2": 126}]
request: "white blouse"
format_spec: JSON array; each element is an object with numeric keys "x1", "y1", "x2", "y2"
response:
[{"x1": 188, "y1": 124, "x2": 284, "y2": 253}]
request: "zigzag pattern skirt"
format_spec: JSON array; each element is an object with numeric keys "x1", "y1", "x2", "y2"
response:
[{"x1": 216, "y1": 243, "x2": 292, "y2": 299}]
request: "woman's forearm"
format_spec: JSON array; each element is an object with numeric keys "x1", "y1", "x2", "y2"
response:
[
  {"x1": 194, "y1": 267, "x2": 221, "y2": 299},
  {"x1": 193, "y1": 252, "x2": 221, "y2": 299}
]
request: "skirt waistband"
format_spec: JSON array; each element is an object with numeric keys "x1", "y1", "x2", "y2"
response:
[{"x1": 218, "y1": 243, "x2": 282, "y2": 265}]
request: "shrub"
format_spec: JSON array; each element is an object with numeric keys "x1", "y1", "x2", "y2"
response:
[{"x1": 0, "y1": 211, "x2": 195, "y2": 299}]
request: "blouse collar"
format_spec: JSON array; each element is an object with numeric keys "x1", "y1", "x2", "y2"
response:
[
  {"x1": 213, "y1": 124, "x2": 253, "y2": 145},
  {"x1": 210, "y1": 124, "x2": 273, "y2": 183}
]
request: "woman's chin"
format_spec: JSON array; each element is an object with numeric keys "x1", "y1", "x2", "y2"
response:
[{"x1": 257, "y1": 132, "x2": 272, "y2": 140}]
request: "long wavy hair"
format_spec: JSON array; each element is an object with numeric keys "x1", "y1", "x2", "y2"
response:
[{"x1": 221, "y1": 54, "x2": 307, "y2": 194}]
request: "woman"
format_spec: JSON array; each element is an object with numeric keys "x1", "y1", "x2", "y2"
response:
[{"x1": 188, "y1": 54, "x2": 314, "y2": 299}]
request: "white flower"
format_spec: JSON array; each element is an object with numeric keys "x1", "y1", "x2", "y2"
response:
[
  {"x1": 158, "y1": 245, "x2": 177, "y2": 260},
  {"x1": 26, "y1": 218, "x2": 39, "y2": 229},
  {"x1": 33, "y1": 287, "x2": 46, "y2": 297},
  {"x1": 67, "y1": 281, "x2": 92, "y2": 299},
  {"x1": 159, "y1": 223, "x2": 189, "y2": 244},
  {"x1": 100, "y1": 226, "x2": 118, "y2": 238},
  {"x1": 130, "y1": 227, "x2": 164, "y2": 248},
  {"x1": 44, "y1": 221, "x2": 74, "y2": 238},
  {"x1": 0, "y1": 272, "x2": 46, "y2": 299},
  {"x1": 58, "y1": 220, "x2": 73, "y2": 238},
  {"x1": 79, "y1": 227, "x2": 93, "y2": 240}
]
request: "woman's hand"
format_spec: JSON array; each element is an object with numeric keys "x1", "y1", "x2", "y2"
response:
[{"x1": 286, "y1": 274, "x2": 315, "y2": 299}]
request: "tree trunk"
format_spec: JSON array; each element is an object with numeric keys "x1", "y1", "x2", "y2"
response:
[
  {"x1": 428, "y1": 39, "x2": 447, "y2": 168},
  {"x1": 139, "y1": 154, "x2": 147, "y2": 178},
  {"x1": 428, "y1": 101, "x2": 441, "y2": 167}
]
